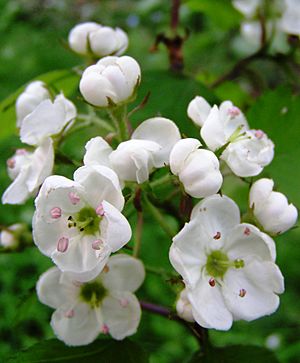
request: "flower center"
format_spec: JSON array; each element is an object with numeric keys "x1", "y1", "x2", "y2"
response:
[
  {"x1": 80, "y1": 281, "x2": 107, "y2": 307},
  {"x1": 205, "y1": 250, "x2": 245, "y2": 279},
  {"x1": 68, "y1": 207, "x2": 101, "y2": 235}
]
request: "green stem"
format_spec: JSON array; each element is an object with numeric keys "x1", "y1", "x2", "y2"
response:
[
  {"x1": 107, "y1": 104, "x2": 129, "y2": 141},
  {"x1": 150, "y1": 173, "x2": 175, "y2": 189},
  {"x1": 133, "y1": 211, "x2": 143, "y2": 258},
  {"x1": 143, "y1": 194, "x2": 176, "y2": 238}
]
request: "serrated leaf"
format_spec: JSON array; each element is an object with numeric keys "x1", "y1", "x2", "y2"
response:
[
  {"x1": 7, "y1": 338, "x2": 149, "y2": 363},
  {"x1": 187, "y1": 344, "x2": 279, "y2": 363}
]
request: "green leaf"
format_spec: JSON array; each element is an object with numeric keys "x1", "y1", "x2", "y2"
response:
[
  {"x1": 7, "y1": 338, "x2": 149, "y2": 363},
  {"x1": 0, "y1": 69, "x2": 79, "y2": 140},
  {"x1": 187, "y1": 344, "x2": 279, "y2": 363},
  {"x1": 246, "y1": 86, "x2": 300, "y2": 207},
  {"x1": 186, "y1": 0, "x2": 242, "y2": 30}
]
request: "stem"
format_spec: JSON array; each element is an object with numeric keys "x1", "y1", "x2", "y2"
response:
[
  {"x1": 143, "y1": 194, "x2": 176, "y2": 238},
  {"x1": 133, "y1": 211, "x2": 143, "y2": 258},
  {"x1": 107, "y1": 104, "x2": 129, "y2": 141},
  {"x1": 171, "y1": 0, "x2": 180, "y2": 32}
]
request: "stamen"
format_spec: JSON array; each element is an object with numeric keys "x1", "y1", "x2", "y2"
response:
[
  {"x1": 209, "y1": 277, "x2": 216, "y2": 287},
  {"x1": 120, "y1": 298, "x2": 129, "y2": 308},
  {"x1": 244, "y1": 227, "x2": 251, "y2": 236},
  {"x1": 96, "y1": 203, "x2": 105, "y2": 217},
  {"x1": 101, "y1": 324, "x2": 109, "y2": 334},
  {"x1": 213, "y1": 232, "x2": 221, "y2": 240},
  {"x1": 64, "y1": 309, "x2": 74, "y2": 318},
  {"x1": 254, "y1": 130, "x2": 264, "y2": 139},
  {"x1": 92, "y1": 239, "x2": 104, "y2": 251},
  {"x1": 16, "y1": 149, "x2": 27, "y2": 155},
  {"x1": 50, "y1": 207, "x2": 62, "y2": 219},
  {"x1": 239, "y1": 288, "x2": 247, "y2": 298},
  {"x1": 6, "y1": 158, "x2": 15, "y2": 169},
  {"x1": 69, "y1": 192, "x2": 80, "y2": 205},
  {"x1": 227, "y1": 106, "x2": 240, "y2": 117},
  {"x1": 57, "y1": 237, "x2": 69, "y2": 252}
]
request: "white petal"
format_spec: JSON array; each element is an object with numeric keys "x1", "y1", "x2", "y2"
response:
[
  {"x1": 102, "y1": 291, "x2": 141, "y2": 340},
  {"x1": 26, "y1": 138, "x2": 54, "y2": 192},
  {"x1": 83, "y1": 136, "x2": 113, "y2": 167},
  {"x1": 232, "y1": 0, "x2": 261, "y2": 17},
  {"x1": 74, "y1": 165, "x2": 124, "y2": 211},
  {"x1": 176, "y1": 288, "x2": 195, "y2": 322},
  {"x1": 169, "y1": 219, "x2": 208, "y2": 288},
  {"x1": 222, "y1": 260, "x2": 284, "y2": 321},
  {"x1": 100, "y1": 201, "x2": 132, "y2": 252},
  {"x1": 224, "y1": 223, "x2": 276, "y2": 262},
  {"x1": 2, "y1": 166, "x2": 31, "y2": 204},
  {"x1": 200, "y1": 105, "x2": 226, "y2": 151},
  {"x1": 51, "y1": 302, "x2": 101, "y2": 346},
  {"x1": 187, "y1": 96, "x2": 211, "y2": 127},
  {"x1": 89, "y1": 27, "x2": 118, "y2": 56},
  {"x1": 187, "y1": 279, "x2": 233, "y2": 330},
  {"x1": 131, "y1": 117, "x2": 181, "y2": 166},
  {"x1": 115, "y1": 56, "x2": 141, "y2": 89},
  {"x1": 101, "y1": 254, "x2": 145, "y2": 292},
  {"x1": 169, "y1": 138, "x2": 201, "y2": 175},
  {"x1": 190, "y1": 194, "x2": 240, "y2": 245},
  {"x1": 249, "y1": 178, "x2": 274, "y2": 209},
  {"x1": 68, "y1": 22, "x2": 101, "y2": 55},
  {"x1": 36, "y1": 266, "x2": 77, "y2": 309}
]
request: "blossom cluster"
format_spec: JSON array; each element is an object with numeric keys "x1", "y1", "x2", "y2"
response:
[{"x1": 1, "y1": 20, "x2": 298, "y2": 346}]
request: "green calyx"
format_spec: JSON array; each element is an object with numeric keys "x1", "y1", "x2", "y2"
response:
[
  {"x1": 70, "y1": 207, "x2": 101, "y2": 235},
  {"x1": 80, "y1": 281, "x2": 107, "y2": 307},
  {"x1": 205, "y1": 250, "x2": 245, "y2": 279}
]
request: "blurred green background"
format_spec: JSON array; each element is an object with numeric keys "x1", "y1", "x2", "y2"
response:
[{"x1": 0, "y1": 0, "x2": 299, "y2": 362}]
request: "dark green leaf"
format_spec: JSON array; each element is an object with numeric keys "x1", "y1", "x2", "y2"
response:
[
  {"x1": 187, "y1": 344, "x2": 279, "y2": 363},
  {"x1": 7, "y1": 338, "x2": 149, "y2": 363}
]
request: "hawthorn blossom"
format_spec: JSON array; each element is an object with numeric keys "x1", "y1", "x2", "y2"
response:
[
  {"x1": 0, "y1": 224, "x2": 24, "y2": 249},
  {"x1": 169, "y1": 138, "x2": 222, "y2": 198},
  {"x1": 33, "y1": 165, "x2": 131, "y2": 281},
  {"x1": 221, "y1": 129, "x2": 274, "y2": 177},
  {"x1": 79, "y1": 56, "x2": 141, "y2": 107},
  {"x1": 176, "y1": 289, "x2": 194, "y2": 322},
  {"x1": 169, "y1": 194, "x2": 284, "y2": 330},
  {"x1": 84, "y1": 117, "x2": 181, "y2": 184},
  {"x1": 20, "y1": 94, "x2": 77, "y2": 146},
  {"x1": 68, "y1": 22, "x2": 128, "y2": 57},
  {"x1": 249, "y1": 178, "x2": 298, "y2": 234},
  {"x1": 2, "y1": 138, "x2": 54, "y2": 205},
  {"x1": 16, "y1": 81, "x2": 50, "y2": 127},
  {"x1": 37, "y1": 254, "x2": 145, "y2": 346}
]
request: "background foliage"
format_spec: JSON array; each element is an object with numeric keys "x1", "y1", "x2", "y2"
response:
[{"x1": 0, "y1": 0, "x2": 299, "y2": 362}]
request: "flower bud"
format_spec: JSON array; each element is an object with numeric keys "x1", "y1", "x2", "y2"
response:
[
  {"x1": 187, "y1": 96, "x2": 212, "y2": 127},
  {"x1": 249, "y1": 178, "x2": 298, "y2": 234},
  {"x1": 68, "y1": 22, "x2": 128, "y2": 57},
  {"x1": 79, "y1": 56, "x2": 141, "y2": 107},
  {"x1": 16, "y1": 81, "x2": 50, "y2": 127},
  {"x1": 0, "y1": 223, "x2": 31, "y2": 249},
  {"x1": 176, "y1": 289, "x2": 194, "y2": 322},
  {"x1": 170, "y1": 138, "x2": 223, "y2": 198}
]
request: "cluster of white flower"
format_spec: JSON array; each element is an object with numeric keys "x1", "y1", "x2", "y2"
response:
[
  {"x1": 233, "y1": 0, "x2": 300, "y2": 53},
  {"x1": 1, "y1": 21, "x2": 298, "y2": 346}
]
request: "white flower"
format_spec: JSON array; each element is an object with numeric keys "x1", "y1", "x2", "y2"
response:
[
  {"x1": 2, "y1": 138, "x2": 54, "y2": 205},
  {"x1": 33, "y1": 165, "x2": 131, "y2": 282},
  {"x1": 79, "y1": 56, "x2": 141, "y2": 108},
  {"x1": 84, "y1": 117, "x2": 181, "y2": 184},
  {"x1": 0, "y1": 224, "x2": 24, "y2": 248},
  {"x1": 200, "y1": 101, "x2": 249, "y2": 152},
  {"x1": 176, "y1": 289, "x2": 194, "y2": 322},
  {"x1": 20, "y1": 94, "x2": 77, "y2": 146},
  {"x1": 169, "y1": 138, "x2": 223, "y2": 198},
  {"x1": 169, "y1": 194, "x2": 284, "y2": 330},
  {"x1": 280, "y1": 0, "x2": 300, "y2": 36},
  {"x1": 249, "y1": 178, "x2": 298, "y2": 234},
  {"x1": 221, "y1": 129, "x2": 274, "y2": 177},
  {"x1": 37, "y1": 254, "x2": 145, "y2": 346},
  {"x1": 16, "y1": 81, "x2": 50, "y2": 128},
  {"x1": 68, "y1": 22, "x2": 128, "y2": 57}
]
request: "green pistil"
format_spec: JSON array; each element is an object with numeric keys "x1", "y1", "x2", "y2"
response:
[
  {"x1": 205, "y1": 250, "x2": 244, "y2": 279},
  {"x1": 80, "y1": 281, "x2": 107, "y2": 307},
  {"x1": 70, "y1": 207, "x2": 101, "y2": 235}
]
